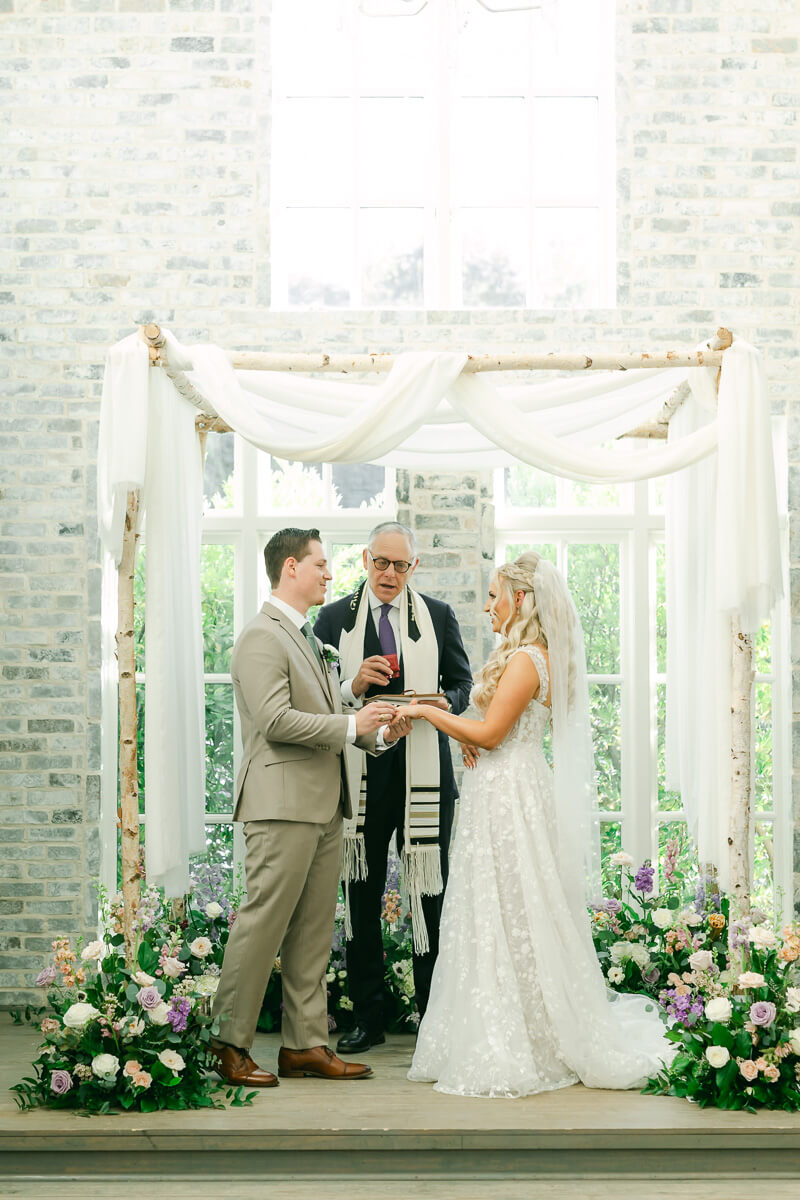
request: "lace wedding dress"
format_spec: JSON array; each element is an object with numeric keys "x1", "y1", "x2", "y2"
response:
[{"x1": 408, "y1": 645, "x2": 673, "y2": 1099}]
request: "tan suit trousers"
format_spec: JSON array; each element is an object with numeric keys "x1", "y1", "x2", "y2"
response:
[{"x1": 212, "y1": 811, "x2": 343, "y2": 1051}]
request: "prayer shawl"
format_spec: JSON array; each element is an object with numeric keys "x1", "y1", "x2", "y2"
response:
[{"x1": 340, "y1": 582, "x2": 441, "y2": 954}]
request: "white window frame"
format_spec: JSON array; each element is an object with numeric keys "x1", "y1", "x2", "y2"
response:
[{"x1": 270, "y1": 0, "x2": 615, "y2": 310}]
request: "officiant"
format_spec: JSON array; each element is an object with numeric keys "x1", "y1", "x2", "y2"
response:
[{"x1": 314, "y1": 521, "x2": 472, "y2": 1054}]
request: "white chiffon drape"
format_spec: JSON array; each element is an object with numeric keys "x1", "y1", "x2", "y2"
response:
[{"x1": 97, "y1": 331, "x2": 781, "y2": 894}]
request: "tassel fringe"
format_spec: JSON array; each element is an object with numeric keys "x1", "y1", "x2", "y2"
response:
[{"x1": 403, "y1": 845, "x2": 443, "y2": 957}]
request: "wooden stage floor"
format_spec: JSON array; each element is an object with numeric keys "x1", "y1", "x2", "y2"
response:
[{"x1": 2, "y1": 1022, "x2": 800, "y2": 1195}]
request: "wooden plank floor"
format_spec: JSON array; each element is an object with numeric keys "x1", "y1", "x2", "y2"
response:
[{"x1": 3, "y1": 1021, "x2": 800, "y2": 1185}]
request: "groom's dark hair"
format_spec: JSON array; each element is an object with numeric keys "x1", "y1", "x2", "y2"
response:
[{"x1": 265, "y1": 527, "x2": 321, "y2": 588}]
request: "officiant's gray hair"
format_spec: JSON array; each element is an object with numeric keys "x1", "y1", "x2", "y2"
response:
[{"x1": 368, "y1": 521, "x2": 418, "y2": 558}]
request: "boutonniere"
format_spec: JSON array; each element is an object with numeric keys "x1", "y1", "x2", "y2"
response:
[{"x1": 322, "y1": 644, "x2": 340, "y2": 671}]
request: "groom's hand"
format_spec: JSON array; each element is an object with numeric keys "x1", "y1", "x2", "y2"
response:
[
  {"x1": 355, "y1": 700, "x2": 397, "y2": 736},
  {"x1": 351, "y1": 655, "x2": 394, "y2": 697}
]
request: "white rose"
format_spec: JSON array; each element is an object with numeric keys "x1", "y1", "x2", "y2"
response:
[
  {"x1": 62, "y1": 1002, "x2": 101, "y2": 1029},
  {"x1": 124, "y1": 1017, "x2": 145, "y2": 1037},
  {"x1": 785, "y1": 988, "x2": 800, "y2": 1014},
  {"x1": 149, "y1": 1001, "x2": 170, "y2": 1026},
  {"x1": 91, "y1": 1053, "x2": 120, "y2": 1080},
  {"x1": 750, "y1": 925, "x2": 777, "y2": 950},
  {"x1": 326, "y1": 971, "x2": 335, "y2": 982},
  {"x1": 705, "y1": 997, "x2": 732, "y2": 1024},
  {"x1": 607, "y1": 966, "x2": 624, "y2": 985},
  {"x1": 738, "y1": 972, "x2": 766, "y2": 989},
  {"x1": 689, "y1": 950, "x2": 714, "y2": 972},
  {"x1": 787, "y1": 1027, "x2": 800, "y2": 1056},
  {"x1": 132, "y1": 970, "x2": 155, "y2": 986},
  {"x1": 158, "y1": 1049, "x2": 185, "y2": 1072},
  {"x1": 651, "y1": 908, "x2": 674, "y2": 930},
  {"x1": 193, "y1": 974, "x2": 219, "y2": 997},
  {"x1": 162, "y1": 957, "x2": 186, "y2": 979},
  {"x1": 80, "y1": 940, "x2": 104, "y2": 962},
  {"x1": 682, "y1": 910, "x2": 703, "y2": 928},
  {"x1": 705, "y1": 1045, "x2": 730, "y2": 1069},
  {"x1": 189, "y1": 937, "x2": 212, "y2": 959},
  {"x1": 205, "y1": 902, "x2": 223, "y2": 920},
  {"x1": 610, "y1": 852, "x2": 634, "y2": 868}
]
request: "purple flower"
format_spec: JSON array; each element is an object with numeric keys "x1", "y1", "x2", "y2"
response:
[
  {"x1": 49, "y1": 1069, "x2": 73, "y2": 1095},
  {"x1": 634, "y1": 863, "x2": 655, "y2": 895},
  {"x1": 749, "y1": 1001, "x2": 777, "y2": 1028},
  {"x1": 167, "y1": 996, "x2": 191, "y2": 1034},
  {"x1": 136, "y1": 985, "x2": 161, "y2": 1010},
  {"x1": 659, "y1": 987, "x2": 704, "y2": 1029},
  {"x1": 604, "y1": 898, "x2": 623, "y2": 915},
  {"x1": 730, "y1": 919, "x2": 752, "y2": 950},
  {"x1": 35, "y1": 965, "x2": 57, "y2": 988},
  {"x1": 663, "y1": 838, "x2": 680, "y2": 885}
]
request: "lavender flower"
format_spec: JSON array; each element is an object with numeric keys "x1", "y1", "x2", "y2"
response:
[
  {"x1": 749, "y1": 1001, "x2": 777, "y2": 1028},
  {"x1": 49, "y1": 1069, "x2": 73, "y2": 1095},
  {"x1": 659, "y1": 987, "x2": 704, "y2": 1029},
  {"x1": 604, "y1": 898, "x2": 623, "y2": 915},
  {"x1": 35, "y1": 965, "x2": 57, "y2": 988},
  {"x1": 135, "y1": 887, "x2": 163, "y2": 934},
  {"x1": 136, "y1": 985, "x2": 162, "y2": 1010},
  {"x1": 730, "y1": 919, "x2": 752, "y2": 950},
  {"x1": 693, "y1": 880, "x2": 706, "y2": 914},
  {"x1": 634, "y1": 862, "x2": 655, "y2": 895},
  {"x1": 190, "y1": 861, "x2": 233, "y2": 921},
  {"x1": 167, "y1": 996, "x2": 192, "y2": 1034},
  {"x1": 663, "y1": 838, "x2": 680, "y2": 885}
]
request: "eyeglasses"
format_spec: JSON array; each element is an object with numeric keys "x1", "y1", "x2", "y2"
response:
[{"x1": 368, "y1": 551, "x2": 414, "y2": 575}]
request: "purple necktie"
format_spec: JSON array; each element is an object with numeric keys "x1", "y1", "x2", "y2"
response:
[{"x1": 378, "y1": 604, "x2": 397, "y2": 657}]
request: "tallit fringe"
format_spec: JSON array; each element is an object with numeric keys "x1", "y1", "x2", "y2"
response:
[
  {"x1": 341, "y1": 833, "x2": 368, "y2": 941},
  {"x1": 403, "y1": 845, "x2": 443, "y2": 957}
]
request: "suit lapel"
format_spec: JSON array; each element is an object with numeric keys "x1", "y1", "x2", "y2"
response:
[{"x1": 263, "y1": 603, "x2": 334, "y2": 705}]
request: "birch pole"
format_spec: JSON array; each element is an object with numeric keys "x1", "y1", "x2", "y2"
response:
[{"x1": 117, "y1": 490, "x2": 141, "y2": 964}]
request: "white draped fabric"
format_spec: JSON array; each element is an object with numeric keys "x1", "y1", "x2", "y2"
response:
[{"x1": 98, "y1": 331, "x2": 781, "y2": 895}]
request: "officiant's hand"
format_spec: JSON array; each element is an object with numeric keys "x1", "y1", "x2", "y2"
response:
[
  {"x1": 355, "y1": 700, "x2": 398, "y2": 735},
  {"x1": 351, "y1": 655, "x2": 395, "y2": 697}
]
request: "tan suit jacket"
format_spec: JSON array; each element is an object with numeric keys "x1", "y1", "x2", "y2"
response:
[{"x1": 232, "y1": 601, "x2": 375, "y2": 824}]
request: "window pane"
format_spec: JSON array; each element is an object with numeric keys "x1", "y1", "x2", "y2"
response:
[
  {"x1": 360, "y1": 209, "x2": 424, "y2": 307},
  {"x1": 359, "y1": 100, "x2": 426, "y2": 205},
  {"x1": 752, "y1": 820, "x2": 774, "y2": 913},
  {"x1": 277, "y1": 100, "x2": 353, "y2": 207},
  {"x1": 655, "y1": 540, "x2": 666, "y2": 675},
  {"x1": 134, "y1": 544, "x2": 146, "y2": 674},
  {"x1": 600, "y1": 819, "x2": 622, "y2": 863},
  {"x1": 503, "y1": 464, "x2": 556, "y2": 509},
  {"x1": 455, "y1": 6, "x2": 530, "y2": 95},
  {"x1": 190, "y1": 823, "x2": 235, "y2": 880},
  {"x1": 561, "y1": 479, "x2": 622, "y2": 511},
  {"x1": 533, "y1": 208, "x2": 601, "y2": 308},
  {"x1": 568, "y1": 542, "x2": 619, "y2": 674},
  {"x1": 591, "y1": 683, "x2": 621, "y2": 812},
  {"x1": 262, "y1": 456, "x2": 326, "y2": 511},
  {"x1": 136, "y1": 684, "x2": 145, "y2": 814},
  {"x1": 284, "y1": 209, "x2": 352, "y2": 308},
  {"x1": 503, "y1": 541, "x2": 557, "y2": 565},
  {"x1": 533, "y1": 97, "x2": 599, "y2": 205},
  {"x1": 201, "y1": 544, "x2": 234, "y2": 674},
  {"x1": 455, "y1": 99, "x2": 527, "y2": 206},
  {"x1": 357, "y1": 6, "x2": 431, "y2": 92},
  {"x1": 273, "y1": 0, "x2": 352, "y2": 95},
  {"x1": 203, "y1": 432, "x2": 235, "y2": 513},
  {"x1": 331, "y1": 463, "x2": 387, "y2": 509},
  {"x1": 206, "y1": 684, "x2": 234, "y2": 815},
  {"x1": 533, "y1": 0, "x2": 611, "y2": 93},
  {"x1": 755, "y1": 682, "x2": 773, "y2": 813},
  {"x1": 330, "y1": 543, "x2": 366, "y2": 600},
  {"x1": 657, "y1": 682, "x2": 681, "y2": 812},
  {"x1": 755, "y1": 620, "x2": 771, "y2": 674},
  {"x1": 460, "y1": 208, "x2": 526, "y2": 307}
]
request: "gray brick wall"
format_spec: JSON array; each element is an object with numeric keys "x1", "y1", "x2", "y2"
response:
[{"x1": 1, "y1": 0, "x2": 799, "y2": 1002}]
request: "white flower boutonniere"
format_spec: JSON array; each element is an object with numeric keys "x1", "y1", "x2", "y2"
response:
[{"x1": 322, "y1": 644, "x2": 340, "y2": 671}]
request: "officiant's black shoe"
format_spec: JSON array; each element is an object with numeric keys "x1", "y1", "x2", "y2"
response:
[{"x1": 336, "y1": 1025, "x2": 385, "y2": 1054}]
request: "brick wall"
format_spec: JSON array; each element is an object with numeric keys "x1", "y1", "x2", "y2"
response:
[{"x1": 1, "y1": 0, "x2": 799, "y2": 1001}]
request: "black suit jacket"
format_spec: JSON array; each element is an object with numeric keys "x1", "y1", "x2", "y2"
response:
[{"x1": 314, "y1": 582, "x2": 473, "y2": 809}]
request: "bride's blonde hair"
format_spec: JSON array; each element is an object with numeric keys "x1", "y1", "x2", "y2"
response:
[{"x1": 472, "y1": 551, "x2": 546, "y2": 713}]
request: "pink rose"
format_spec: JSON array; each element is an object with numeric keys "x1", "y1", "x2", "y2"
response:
[
  {"x1": 764, "y1": 1064, "x2": 780, "y2": 1083},
  {"x1": 739, "y1": 1059, "x2": 758, "y2": 1082}
]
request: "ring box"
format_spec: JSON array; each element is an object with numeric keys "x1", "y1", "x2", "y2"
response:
[{"x1": 384, "y1": 653, "x2": 400, "y2": 679}]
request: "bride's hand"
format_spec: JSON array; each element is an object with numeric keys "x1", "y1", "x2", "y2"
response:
[
  {"x1": 459, "y1": 742, "x2": 480, "y2": 769},
  {"x1": 403, "y1": 700, "x2": 427, "y2": 720}
]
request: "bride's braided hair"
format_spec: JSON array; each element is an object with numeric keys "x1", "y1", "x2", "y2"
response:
[{"x1": 472, "y1": 552, "x2": 547, "y2": 714}]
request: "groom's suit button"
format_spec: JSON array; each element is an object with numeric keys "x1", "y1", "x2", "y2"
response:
[{"x1": 315, "y1": 743, "x2": 330, "y2": 751}]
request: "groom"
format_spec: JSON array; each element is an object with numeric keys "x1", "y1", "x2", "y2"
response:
[
  {"x1": 209, "y1": 528, "x2": 407, "y2": 1087},
  {"x1": 314, "y1": 521, "x2": 472, "y2": 1053}
]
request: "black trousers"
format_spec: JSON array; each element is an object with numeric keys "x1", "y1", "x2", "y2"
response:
[{"x1": 345, "y1": 766, "x2": 453, "y2": 1033}]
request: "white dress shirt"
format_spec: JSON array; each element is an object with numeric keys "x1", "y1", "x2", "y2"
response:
[{"x1": 269, "y1": 594, "x2": 390, "y2": 749}]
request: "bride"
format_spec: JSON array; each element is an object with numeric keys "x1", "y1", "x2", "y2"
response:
[{"x1": 402, "y1": 552, "x2": 672, "y2": 1099}]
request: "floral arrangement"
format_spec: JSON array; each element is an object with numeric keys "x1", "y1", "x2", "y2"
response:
[
  {"x1": 11, "y1": 864, "x2": 252, "y2": 1113},
  {"x1": 590, "y1": 842, "x2": 800, "y2": 1111}
]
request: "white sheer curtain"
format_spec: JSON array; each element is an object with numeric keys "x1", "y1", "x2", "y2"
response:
[{"x1": 98, "y1": 332, "x2": 782, "y2": 894}]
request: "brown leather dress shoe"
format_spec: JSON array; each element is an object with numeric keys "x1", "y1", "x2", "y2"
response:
[
  {"x1": 277, "y1": 1044, "x2": 373, "y2": 1080},
  {"x1": 207, "y1": 1042, "x2": 279, "y2": 1088}
]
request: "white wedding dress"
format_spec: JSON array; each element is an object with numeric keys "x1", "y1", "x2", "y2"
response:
[{"x1": 408, "y1": 646, "x2": 673, "y2": 1099}]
